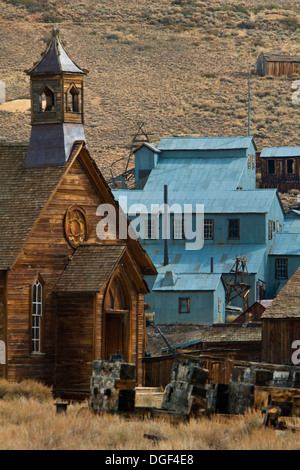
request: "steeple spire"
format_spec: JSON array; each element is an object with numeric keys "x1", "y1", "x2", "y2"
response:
[
  {"x1": 26, "y1": 26, "x2": 87, "y2": 76},
  {"x1": 24, "y1": 27, "x2": 88, "y2": 168}
]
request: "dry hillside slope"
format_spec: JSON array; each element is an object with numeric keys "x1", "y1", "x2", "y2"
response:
[{"x1": 0, "y1": 0, "x2": 299, "y2": 178}]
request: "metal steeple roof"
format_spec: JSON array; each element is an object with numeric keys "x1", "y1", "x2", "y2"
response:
[{"x1": 26, "y1": 26, "x2": 87, "y2": 76}]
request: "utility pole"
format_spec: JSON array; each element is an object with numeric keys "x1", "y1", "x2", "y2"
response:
[{"x1": 248, "y1": 64, "x2": 251, "y2": 137}]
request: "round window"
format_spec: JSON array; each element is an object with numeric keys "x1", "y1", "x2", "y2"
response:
[{"x1": 64, "y1": 205, "x2": 89, "y2": 248}]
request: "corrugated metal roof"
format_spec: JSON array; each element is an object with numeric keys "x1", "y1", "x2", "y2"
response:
[
  {"x1": 144, "y1": 157, "x2": 249, "y2": 191},
  {"x1": 269, "y1": 232, "x2": 300, "y2": 256},
  {"x1": 134, "y1": 142, "x2": 161, "y2": 153},
  {"x1": 114, "y1": 187, "x2": 278, "y2": 214},
  {"x1": 152, "y1": 272, "x2": 222, "y2": 291},
  {"x1": 260, "y1": 146, "x2": 300, "y2": 158},
  {"x1": 144, "y1": 243, "x2": 267, "y2": 275},
  {"x1": 157, "y1": 136, "x2": 254, "y2": 151}
]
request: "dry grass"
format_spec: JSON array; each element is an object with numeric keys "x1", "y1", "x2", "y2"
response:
[{"x1": 0, "y1": 379, "x2": 300, "y2": 449}]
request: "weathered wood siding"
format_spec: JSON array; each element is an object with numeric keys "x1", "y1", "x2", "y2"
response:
[
  {"x1": 257, "y1": 54, "x2": 300, "y2": 77},
  {"x1": 262, "y1": 319, "x2": 300, "y2": 364},
  {"x1": 5, "y1": 153, "x2": 147, "y2": 389},
  {"x1": 260, "y1": 157, "x2": 300, "y2": 193},
  {"x1": 266, "y1": 61, "x2": 300, "y2": 77},
  {"x1": 5, "y1": 157, "x2": 105, "y2": 384},
  {"x1": 0, "y1": 271, "x2": 6, "y2": 378},
  {"x1": 55, "y1": 295, "x2": 95, "y2": 391}
]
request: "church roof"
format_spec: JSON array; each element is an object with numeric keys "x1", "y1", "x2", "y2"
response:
[
  {"x1": 25, "y1": 26, "x2": 87, "y2": 76},
  {"x1": 54, "y1": 244, "x2": 127, "y2": 293},
  {"x1": 0, "y1": 142, "x2": 81, "y2": 270},
  {"x1": 0, "y1": 142, "x2": 156, "y2": 276}
]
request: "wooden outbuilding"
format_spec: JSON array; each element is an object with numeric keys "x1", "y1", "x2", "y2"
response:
[
  {"x1": 259, "y1": 146, "x2": 300, "y2": 193},
  {"x1": 232, "y1": 300, "x2": 273, "y2": 324},
  {"x1": 261, "y1": 267, "x2": 300, "y2": 365},
  {"x1": 256, "y1": 52, "x2": 300, "y2": 77},
  {"x1": 0, "y1": 28, "x2": 156, "y2": 397},
  {"x1": 144, "y1": 323, "x2": 262, "y2": 387}
]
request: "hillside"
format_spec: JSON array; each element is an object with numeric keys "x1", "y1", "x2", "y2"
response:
[{"x1": 0, "y1": 0, "x2": 300, "y2": 180}]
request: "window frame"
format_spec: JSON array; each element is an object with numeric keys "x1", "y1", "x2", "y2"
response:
[
  {"x1": 204, "y1": 219, "x2": 214, "y2": 240},
  {"x1": 173, "y1": 217, "x2": 185, "y2": 240},
  {"x1": 178, "y1": 297, "x2": 190, "y2": 314},
  {"x1": 39, "y1": 86, "x2": 55, "y2": 113},
  {"x1": 30, "y1": 276, "x2": 45, "y2": 354},
  {"x1": 144, "y1": 215, "x2": 158, "y2": 240},
  {"x1": 286, "y1": 159, "x2": 294, "y2": 175},
  {"x1": 228, "y1": 219, "x2": 240, "y2": 240},
  {"x1": 268, "y1": 219, "x2": 273, "y2": 240},
  {"x1": 275, "y1": 258, "x2": 288, "y2": 280},
  {"x1": 65, "y1": 85, "x2": 80, "y2": 113},
  {"x1": 267, "y1": 159, "x2": 275, "y2": 175}
]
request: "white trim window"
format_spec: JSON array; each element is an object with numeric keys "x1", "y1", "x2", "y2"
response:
[
  {"x1": 32, "y1": 279, "x2": 43, "y2": 353},
  {"x1": 144, "y1": 216, "x2": 158, "y2": 240},
  {"x1": 173, "y1": 218, "x2": 185, "y2": 240}
]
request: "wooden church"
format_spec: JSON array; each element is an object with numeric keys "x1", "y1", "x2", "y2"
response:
[{"x1": 0, "y1": 27, "x2": 156, "y2": 396}]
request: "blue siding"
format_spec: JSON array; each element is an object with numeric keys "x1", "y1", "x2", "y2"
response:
[{"x1": 112, "y1": 135, "x2": 300, "y2": 325}]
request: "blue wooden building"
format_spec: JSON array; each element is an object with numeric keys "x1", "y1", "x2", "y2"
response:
[{"x1": 112, "y1": 136, "x2": 300, "y2": 325}]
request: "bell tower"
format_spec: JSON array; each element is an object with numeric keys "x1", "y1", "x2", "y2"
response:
[{"x1": 24, "y1": 26, "x2": 88, "y2": 167}]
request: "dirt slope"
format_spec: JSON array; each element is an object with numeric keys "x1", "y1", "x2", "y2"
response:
[{"x1": 0, "y1": 0, "x2": 299, "y2": 179}]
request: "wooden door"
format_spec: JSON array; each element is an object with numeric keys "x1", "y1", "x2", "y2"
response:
[{"x1": 105, "y1": 313, "x2": 125, "y2": 359}]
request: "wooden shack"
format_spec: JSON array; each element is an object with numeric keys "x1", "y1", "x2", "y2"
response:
[
  {"x1": 232, "y1": 300, "x2": 273, "y2": 324},
  {"x1": 261, "y1": 267, "x2": 300, "y2": 364},
  {"x1": 259, "y1": 146, "x2": 300, "y2": 193},
  {"x1": 143, "y1": 323, "x2": 262, "y2": 387},
  {"x1": 0, "y1": 28, "x2": 156, "y2": 397},
  {"x1": 256, "y1": 52, "x2": 300, "y2": 77}
]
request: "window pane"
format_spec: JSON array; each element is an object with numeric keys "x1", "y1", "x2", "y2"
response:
[
  {"x1": 275, "y1": 259, "x2": 287, "y2": 279},
  {"x1": 179, "y1": 298, "x2": 190, "y2": 314},
  {"x1": 228, "y1": 220, "x2": 239, "y2": 239},
  {"x1": 204, "y1": 220, "x2": 213, "y2": 240},
  {"x1": 174, "y1": 218, "x2": 184, "y2": 240},
  {"x1": 268, "y1": 160, "x2": 275, "y2": 175},
  {"x1": 32, "y1": 280, "x2": 43, "y2": 352},
  {"x1": 287, "y1": 159, "x2": 294, "y2": 174}
]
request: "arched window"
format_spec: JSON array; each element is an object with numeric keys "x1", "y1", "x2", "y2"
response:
[
  {"x1": 66, "y1": 85, "x2": 79, "y2": 113},
  {"x1": 39, "y1": 86, "x2": 55, "y2": 112},
  {"x1": 32, "y1": 278, "x2": 43, "y2": 353}
]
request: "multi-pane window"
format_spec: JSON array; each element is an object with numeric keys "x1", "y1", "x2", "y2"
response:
[
  {"x1": 228, "y1": 219, "x2": 240, "y2": 239},
  {"x1": 32, "y1": 279, "x2": 43, "y2": 353},
  {"x1": 275, "y1": 259, "x2": 288, "y2": 280},
  {"x1": 144, "y1": 216, "x2": 158, "y2": 240},
  {"x1": 204, "y1": 219, "x2": 214, "y2": 240},
  {"x1": 173, "y1": 218, "x2": 185, "y2": 240},
  {"x1": 179, "y1": 298, "x2": 190, "y2": 314}
]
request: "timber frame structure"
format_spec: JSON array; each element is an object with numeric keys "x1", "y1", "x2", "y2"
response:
[{"x1": 0, "y1": 27, "x2": 156, "y2": 397}]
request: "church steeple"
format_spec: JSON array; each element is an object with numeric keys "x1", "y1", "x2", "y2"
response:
[{"x1": 24, "y1": 27, "x2": 88, "y2": 167}]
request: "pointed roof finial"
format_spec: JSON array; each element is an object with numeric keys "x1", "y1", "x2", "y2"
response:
[
  {"x1": 25, "y1": 26, "x2": 88, "y2": 76},
  {"x1": 52, "y1": 24, "x2": 59, "y2": 37}
]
